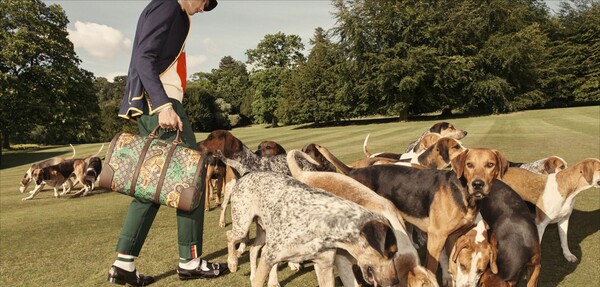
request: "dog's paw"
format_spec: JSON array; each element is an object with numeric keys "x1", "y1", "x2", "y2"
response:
[
  {"x1": 288, "y1": 262, "x2": 302, "y2": 271},
  {"x1": 268, "y1": 283, "x2": 281, "y2": 287},
  {"x1": 22, "y1": 197, "x2": 33, "y2": 201},
  {"x1": 442, "y1": 275, "x2": 452, "y2": 287},
  {"x1": 227, "y1": 258, "x2": 238, "y2": 273},
  {"x1": 564, "y1": 253, "x2": 578, "y2": 262},
  {"x1": 219, "y1": 220, "x2": 226, "y2": 228}
]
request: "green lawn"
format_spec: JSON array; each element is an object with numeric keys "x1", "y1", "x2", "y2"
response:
[{"x1": 1, "y1": 106, "x2": 599, "y2": 286}]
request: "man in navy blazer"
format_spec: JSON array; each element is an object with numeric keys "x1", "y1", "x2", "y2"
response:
[{"x1": 109, "y1": 1, "x2": 227, "y2": 286}]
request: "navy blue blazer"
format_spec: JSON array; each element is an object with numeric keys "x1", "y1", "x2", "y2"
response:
[{"x1": 119, "y1": 0, "x2": 190, "y2": 119}]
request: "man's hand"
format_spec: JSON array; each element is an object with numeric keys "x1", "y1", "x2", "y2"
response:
[{"x1": 158, "y1": 107, "x2": 183, "y2": 131}]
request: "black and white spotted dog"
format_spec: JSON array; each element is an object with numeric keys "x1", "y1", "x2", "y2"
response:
[
  {"x1": 227, "y1": 171, "x2": 400, "y2": 287},
  {"x1": 198, "y1": 130, "x2": 332, "y2": 228}
]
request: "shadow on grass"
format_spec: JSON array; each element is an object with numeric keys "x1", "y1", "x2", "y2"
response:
[
  {"x1": 153, "y1": 246, "x2": 234, "y2": 283},
  {"x1": 538, "y1": 208, "x2": 600, "y2": 286},
  {"x1": 1, "y1": 151, "x2": 66, "y2": 169}
]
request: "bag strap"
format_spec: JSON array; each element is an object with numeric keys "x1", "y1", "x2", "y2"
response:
[
  {"x1": 129, "y1": 137, "x2": 156, "y2": 197},
  {"x1": 154, "y1": 143, "x2": 178, "y2": 204}
]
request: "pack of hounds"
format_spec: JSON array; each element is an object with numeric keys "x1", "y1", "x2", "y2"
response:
[
  {"x1": 20, "y1": 122, "x2": 600, "y2": 287},
  {"x1": 20, "y1": 144, "x2": 104, "y2": 200}
]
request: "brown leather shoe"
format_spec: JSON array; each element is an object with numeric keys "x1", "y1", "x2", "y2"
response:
[
  {"x1": 177, "y1": 261, "x2": 229, "y2": 280},
  {"x1": 107, "y1": 265, "x2": 154, "y2": 286}
]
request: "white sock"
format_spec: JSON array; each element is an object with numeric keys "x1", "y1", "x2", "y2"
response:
[
  {"x1": 113, "y1": 254, "x2": 135, "y2": 272},
  {"x1": 179, "y1": 257, "x2": 201, "y2": 270}
]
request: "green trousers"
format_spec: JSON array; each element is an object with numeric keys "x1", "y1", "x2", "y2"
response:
[{"x1": 115, "y1": 99, "x2": 206, "y2": 259}]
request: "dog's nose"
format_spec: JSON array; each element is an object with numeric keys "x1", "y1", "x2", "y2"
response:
[{"x1": 472, "y1": 180, "x2": 485, "y2": 190}]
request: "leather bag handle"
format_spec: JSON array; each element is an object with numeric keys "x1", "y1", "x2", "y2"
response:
[{"x1": 149, "y1": 126, "x2": 182, "y2": 145}]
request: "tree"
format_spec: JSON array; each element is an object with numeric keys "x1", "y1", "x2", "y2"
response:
[
  {"x1": 0, "y1": 0, "x2": 99, "y2": 147},
  {"x1": 95, "y1": 76, "x2": 137, "y2": 141},
  {"x1": 246, "y1": 33, "x2": 305, "y2": 126},
  {"x1": 544, "y1": 0, "x2": 600, "y2": 103},
  {"x1": 277, "y1": 28, "x2": 348, "y2": 125},
  {"x1": 210, "y1": 56, "x2": 250, "y2": 115},
  {"x1": 246, "y1": 32, "x2": 306, "y2": 70}
]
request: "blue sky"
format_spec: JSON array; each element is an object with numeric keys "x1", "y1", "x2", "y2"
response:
[{"x1": 44, "y1": 0, "x2": 564, "y2": 81}]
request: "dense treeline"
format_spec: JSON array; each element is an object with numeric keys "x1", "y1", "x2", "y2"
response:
[{"x1": 1, "y1": 0, "x2": 598, "y2": 147}]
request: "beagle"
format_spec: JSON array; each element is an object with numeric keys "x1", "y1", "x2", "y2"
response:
[
  {"x1": 19, "y1": 144, "x2": 77, "y2": 193},
  {"x1": 477, "y1": 179, "x2": 541, "y2": 287},
  {"x1": 439, "y1": 214, "x2": 495, "y2": 287},
  {"x1": 255, "y1": 140, "x2": 286, "y2": 157},
  {"x1": 403, "y1": 122, "x2": 467, "y2": 153},
  {"x1": 315, "y1": 146, "x2": 506, "y2": 274},
  {"x1": 509, "y1": 156, "x2": 567, "y2": 174},
  {"x1": 500, "y1": 158, "x2": 600, "y2": 262},
  {"x1": 22, "y1": 145, "x2": 104, "y2": 200},
  {"x1": 24, "y1": 159, "x2": 85, "y2": 200},
  {"x1": 349, "y1": 137, "x2": 465, "y2": 171},
  {"x1": 71, "y1": 156, "x2": 103, "y2": 197},
  {"x1": 287, "y1": 150, "x2": 438, "y2": 287},
  {"x1": 363, "y1": 133, "x2": 442, "y2": 160}
]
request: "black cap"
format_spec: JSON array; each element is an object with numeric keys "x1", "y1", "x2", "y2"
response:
[{"x1": 205, "y1": 0, "x2": 218, "y2": 12}]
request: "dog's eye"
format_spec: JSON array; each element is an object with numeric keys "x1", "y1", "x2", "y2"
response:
[
  {"x1": 266, "y1": 146, "x2": 272, "y2": 149},
  {"x1": 460, "y1": 264, "x2": 466, "y2": 270},
  {"x1": 466, "y1": 163, "x2": 474, "y2": 169},
  {"x1": 207, "y1": 135, "x2": 213, "y2": 140},
  {"x1": 486, "y1": 163, "x2": 495, "y2": 168}
]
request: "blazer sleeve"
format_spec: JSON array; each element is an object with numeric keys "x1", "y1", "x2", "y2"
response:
[{"x1": 133, "y1": 1, "x2": 179, "y2": 113}]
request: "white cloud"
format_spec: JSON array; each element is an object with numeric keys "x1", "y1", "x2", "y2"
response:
[
  {"x1": 68, "y1": 21, "x2": 131, "y2": 59},
  {"x1": 102, "y1": 71, "x2": 127, "y2": 82},
  {"x1": 186, "y1": 54, "x2": 208, "y2": 71}
]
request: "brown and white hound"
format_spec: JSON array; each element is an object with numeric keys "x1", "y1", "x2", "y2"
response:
[
  {"x1": 316, "y1": 146, "x2": 507, "y2": 274},
  {"x1": 288, "y1": 150, "x2": 438, "y2": 287},
  {"x1": 23, "y1": 145, "x2": 104, "y2": 200},
  {"x1": 363, "y1": 133, "x2": 442, "y2": 160},
  {"x1": 404, "y1": 122, "x2": 468, "y2": 153},
  {"x1": 500, "y1": 158, "x2": 600, "y2": 262},
  {"x1": 19, "y1": 144, "x2": 77, "y2": 193},
  {"x1": 508, "y1": 156, "x2": 567, "y2": 174},
  {"x1": 255, "y1": 140, "x2": 286, "y2": 157}
]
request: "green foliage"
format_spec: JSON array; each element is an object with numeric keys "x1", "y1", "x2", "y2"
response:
[
  {"x1": 246, "y1": 32, "x2": 306, "y2": 70},
  {"x1": 0, "y1": 0, "x2": 100, "y2": 146},
  {"x1": 545, "y1": 0, "x2": 600, "y2": 103},
  {"x1": 277, "y1": 28, "x2": 349, "y2": 125},
  {"x1": 210, "y1": 56, "x2": 251, "y2": 115},
  {"x1": 95, "y1": 76, "x2": 137, "y2": 141}
]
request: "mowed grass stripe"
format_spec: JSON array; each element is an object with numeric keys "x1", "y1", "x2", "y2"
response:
[{"x1": 1, "y1": 106, "x2": 598, "y2": 287}]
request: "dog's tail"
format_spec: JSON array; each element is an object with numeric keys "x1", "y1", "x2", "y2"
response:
[
  {"x1": 68, "y1": 144, "x2": 77, "y2": 159},
  {"x1": 363, "y1": 134, "x2": 372, "y2": 158},
  {"x1": 90, "y1": 144, "x2": 105, "y2": 158},
  {"x1": 313, "y1": 145, "x2": 354, "y2": 175},
  {"x1": 287, "y1": 150, "x2": 320, "y2": 179}
]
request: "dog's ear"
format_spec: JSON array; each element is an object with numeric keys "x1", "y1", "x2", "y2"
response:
[
  {"x1": 493, "y1": 150, "x2": 509, "y2": 179},
  {"x1": 361, "y1": 220, "x2": 398, "y2": 259},
  {"x1": 276, "y1": 143, "x2": 286, "y2": 155},
  {"x1": 451, "y1": 149, "x2": 468, "y2": 178},
  {"x1": 579, "y1": 159, "x2": 599, "y2": 184},
  {"x1": 543, "y1": 159, "x2": 555, "y2": 174},
  {"x1": 224, "y1": 132, "x2": 243, "y2": 158},
  {"x1": 451, "y1": 236, "x2": 470, "y2": 263},
  {"x1": 489, "y1": 234, "x2": 499, "y2": 274},
  {"x1": 438, "y1": 139, "x2": 451, "y2": 164}
]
